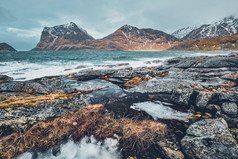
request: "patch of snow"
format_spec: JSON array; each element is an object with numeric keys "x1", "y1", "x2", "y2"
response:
[{"x1": 131, "y1": 101, "x2": 191, "y2": 121}]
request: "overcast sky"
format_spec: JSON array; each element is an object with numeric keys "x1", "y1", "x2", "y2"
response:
[{"x1": 0, "y1": 0, "x2": 238, "y2": 51}]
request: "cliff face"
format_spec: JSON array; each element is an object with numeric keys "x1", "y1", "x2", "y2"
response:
[
  {"x1": 0, "y1": 43, "x2": 16, "y2": 52},
  {"x1": 32, "y1": 23, "x2": 180, "y2": 51},
  {"x1": 33, "y1": 22, "x2": 94, "y2": 51},
  {"x1": 170, "y1": 34, "x2": 238, "y2": 51}
]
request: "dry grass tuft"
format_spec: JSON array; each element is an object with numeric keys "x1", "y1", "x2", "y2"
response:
[
  {"x1": 0, "y1": 104, "x2": 166, "y2": 159},
  {"x1": 0, "y1": 89, "x2": 99, "y2": 109}
]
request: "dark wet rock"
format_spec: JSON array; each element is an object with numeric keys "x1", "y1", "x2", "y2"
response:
[
  {"x1": 166, "y1": 72, "x2": 201, "y2": 81},
  {"x1": 117, "y1": 63, "x2": 129, "y2": 66},
  {"x1": 73, "y1": 69, "x2": 118, "y2": 80},
  {"x1": 76, "y1": 79, "x2": 127, "y2": 105},
  {"x1": 39, "y1": 78, "x2": 78, "y2": 94},
  {"x1": 181, "y1": 118, "x2": 238, "y2": 159},
  {"x1": 110, "y1": 69, "x2": 167, "y2": 80},
  {"x1": 219, "y1": 93, "x2": 238, "y2": 103},
  {"x1": 23, "y1": 82, "x2": 51, "y2": 94},
  {"x1": 0, "y1": 75, "x2": 13, "y2": 83},
  {"x1": 128, "y1": 78, "x2": 184, "y2": 94},
  {"x1": 75, "y1": 65, "x2": 87, "y2": 69},
  {"x1": 194, "y1": 91, "x2": 213, "y2": 109},
  {"x1": 163, "y1": 57, "x2": 185, "y2": 66},
  {"x1": 185, "y1": 67, "x2": 238, "y2": 75},
  {"x1": 221, "y1": 72, "x2": 238, "y2": 82},
  {"x1": 195, "y1": 57, "x2": 238, "y2": 68},
  {"x1": 228, "y1": 52, "x2": 238, "y2": 57},
  {"x1": 176, "y1": 56, "x2": 208, "y2": 68},
  {"x1": 206, "y1": 104, "x2": 221, "y2": 115},
  {"x1": 0, "y1": 81, "x2": 25, "y2": 92},
  {"x1": 170, "y1": 82, "x2": 193, "y2": 107},
  {"x1": 145, "y1": 60, "x2": 162, "y2": 64},
  {"x1": 221, "y1": 102, "x2": 237, "y2": 115},
  {"x1": 0, "y1": 81, "x2": 50, "y2": 94},
  {"x1": 94, "y1": 64, "x2": 116, "y2": 68}
]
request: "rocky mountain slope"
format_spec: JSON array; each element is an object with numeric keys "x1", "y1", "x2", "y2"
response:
[
  {"x1": 32, "y1": 23, "x2": 181, "y2": 51},
  {"x1": 172, "y1": 16, "x2": 238, "y2": 40},
  {"x1": 170, "y1": 33, "x2": 238, "y2": 51},
  {"x1": 33, "y1": 22, "x2": 94, "y2": 51},
  {"x1": 0, "y1": 43, "x2": 16, "y2": 52}
]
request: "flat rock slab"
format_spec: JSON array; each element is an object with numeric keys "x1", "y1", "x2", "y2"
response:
[{"x1": 128, "y1": 78, "x2": 184, "y2": 94}]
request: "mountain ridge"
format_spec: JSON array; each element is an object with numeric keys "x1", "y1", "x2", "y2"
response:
[
  {"x1": 172, "y1": 16, "x2": 238, "y2": 40},
  {"x1": 32, "y1": 23, "x2": 181, "y2": 51}
]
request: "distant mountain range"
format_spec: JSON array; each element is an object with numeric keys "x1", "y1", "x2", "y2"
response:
[
  {"x1": 0, "y1": 43, "x2": 16, "y2": 52},
  {"x1": 0, "y1": 16, "x2": 235, "y2": 51},
  {"x1": 172, "y1": 16, "x2": 238, "y2": 40},
  {"x1": 33, "y1": 23, "x2": 181, "y2": 51}
]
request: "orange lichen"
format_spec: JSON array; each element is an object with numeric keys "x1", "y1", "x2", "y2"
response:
[
  {"x1": 154, "y1": 72, "x2": 170, "y2": 78},
  {"x1": 99, "y1": 75, "x2": 110, "y2": 81},
  {"x1": 124, "y1": 77, "x2": 143, "y2": 86}
]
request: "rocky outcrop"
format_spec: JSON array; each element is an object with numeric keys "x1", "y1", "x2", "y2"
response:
[
  {"x1": 0, "y1": 43, "x2": 16, "y2": 52},
  {"x1": 0, "y1": 75, "x2": 13, "y2": 83},
  {"x1": 181, "y1": 118, "x2": 238, "y2": 159},
  {"x1": 32, "y1": 23, "x2": 181, "y2": 51},
  {"x1": 1, "y1": 54, "x2": 238, "y2": 159}
]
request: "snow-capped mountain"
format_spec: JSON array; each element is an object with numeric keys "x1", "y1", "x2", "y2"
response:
[
  {"x1": 172, "y1": 26, "x2": 200, "y2": 39},
  {"x1": 172, "y1": 16, "x2": 238, "y2": 40},
  {"x1": 33, "y1": 24, "x2": 180, "y2": 51},
  {"x1": 33, "y1": 22, "x2": 94, "y2": 51}
]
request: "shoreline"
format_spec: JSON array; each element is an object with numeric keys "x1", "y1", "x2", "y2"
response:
[{"x1": 0, "y1": 52, "x2": 238, "y2": 158}]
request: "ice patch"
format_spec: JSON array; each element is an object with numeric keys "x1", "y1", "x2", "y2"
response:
[
  {"x1": 17, "y1": 136, "x2": 121, "y2": 159},
  {"x1": 131, "y1": 101, "x2": 191, "y2": 121}
]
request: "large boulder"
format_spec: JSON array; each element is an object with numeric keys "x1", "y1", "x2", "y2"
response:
[
  {"x1": 194, "y1": 91, "x2": 214, "y2": 109},
  {"x1": 195, "y1": 57, "x2": 238, "y2": 68},
  {"x1": 221, "y1": 102, "x2": 237, "y2": 115},
  {"x1": 181, "y1": 118, "x2": 238, "y2": 159},
  {"x1": 0, "y1": 75, "x2": 13, "y2": 83},
  {"x1": 170, "y1": 82, "x2": 193, "y2": 107}
]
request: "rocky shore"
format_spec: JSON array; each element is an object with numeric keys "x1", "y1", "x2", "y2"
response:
[{"x1": 0, "y1": 53, "x2": 238, "y2": 159}]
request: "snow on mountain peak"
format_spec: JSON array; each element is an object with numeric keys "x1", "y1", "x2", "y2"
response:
[{"x1": 173, "y1": 16, "x2": 238, "y2": 40}]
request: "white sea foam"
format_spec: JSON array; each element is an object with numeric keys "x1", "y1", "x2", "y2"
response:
[
  {"x1": 131, "y1": 101, "x2": 191, "y2": 121},
  {"x1": 17, "y1": 136, "x2": 121, "y2": 159},
  {"x1": 0, "y1": 51, "x2": 231, "y2": 81}
]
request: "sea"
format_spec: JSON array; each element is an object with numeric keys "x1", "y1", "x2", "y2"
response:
[{"x1": 0, "y1": 51, "x2": 231, "y2": 81}]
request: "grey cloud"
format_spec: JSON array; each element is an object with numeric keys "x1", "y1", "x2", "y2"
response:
[{"x1": 0, "y1": 0, "x2": 238, "y2": 50}]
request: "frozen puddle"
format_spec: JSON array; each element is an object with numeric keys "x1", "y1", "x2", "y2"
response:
[
  {"x1": 131, "y1": 101, "x2": 191, "y2": 121},
  {"x1": 17, "y1": 136, "x2": 121, "y2": 159}
]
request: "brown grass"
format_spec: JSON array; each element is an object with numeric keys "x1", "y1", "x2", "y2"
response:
[
  {"x1": 0, "y1": 104, "x2": 166, "y2": 159},
  {"x1": 0, "y1": 89, "x2": 100, "y2": 109}
]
